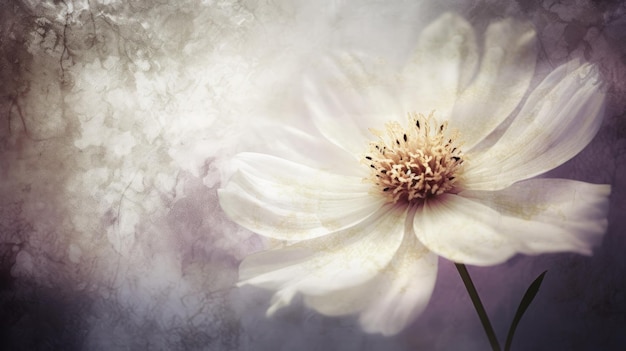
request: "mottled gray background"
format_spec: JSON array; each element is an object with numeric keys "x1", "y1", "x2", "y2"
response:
[{"x1": 0, "y1": 0, "x2": 625, "y2": 350}]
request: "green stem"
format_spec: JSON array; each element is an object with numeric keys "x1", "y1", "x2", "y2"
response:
[{"x1": 455, "y1": 263, "x2": 501, "y2": 351}]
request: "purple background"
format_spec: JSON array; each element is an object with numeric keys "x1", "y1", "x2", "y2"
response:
[{"x1": 1, "y1": 0, "x2": 624, "y2": 350}]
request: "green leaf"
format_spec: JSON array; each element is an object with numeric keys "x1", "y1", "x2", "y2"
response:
[{"x1": 504, "y1": 271, "x2": 547, "y2": 351}]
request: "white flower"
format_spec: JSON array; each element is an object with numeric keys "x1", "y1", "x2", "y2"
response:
[{"x1": 218, "y1": 13, "x2": 610, "y2": 335}]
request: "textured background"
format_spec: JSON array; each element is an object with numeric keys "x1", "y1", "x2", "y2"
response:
[{"x1": 0, "y1": 0, "x2": 625, "y2": 350}]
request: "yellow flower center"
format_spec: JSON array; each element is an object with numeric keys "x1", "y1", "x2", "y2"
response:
[{"x1": 364, "y1": 112, "x2": 464, "y2": 204}]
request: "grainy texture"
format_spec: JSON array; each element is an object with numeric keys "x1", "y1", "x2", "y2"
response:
[{"x1": 0, "y1": 0, "x2": 624, "y2": 350}]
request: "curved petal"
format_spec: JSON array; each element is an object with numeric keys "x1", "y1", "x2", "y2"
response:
[
  {"x1": 247, "y1": 122, "x2": 364, "y2": 176},
  {"x1": 450, "y1": 18, "x2": 537, "y2": 150},
  {"x1": 414, "y1": 194, "x2": 518, "y2": 266},
  {"x1": 301, "y1": 208, "x2": 438, "y2": 336},
  {"x1": 401, "y1": 12, "x2": 478, "y2": 120},
  {"x1": 357, "y1": 225, "x2": 438, "y2": 336},
  {"x1": 459, "y1": 178, "x2": 610, "y2": 256},
  {"x1": 463, "y1": 61, "x2": 606, "y2": 190},
  {"x1": 415, "y1": 179, "x2": 610, "y2": 266},
  {"x1": 304, "y1": 53, "x2": 404, "y2": 156},
  {"x1": 219, "y1": 153, "x2": 383, "y2": 240},
  {"x1": 238, "y1": 205, "x2": 408, "y2": 314}
]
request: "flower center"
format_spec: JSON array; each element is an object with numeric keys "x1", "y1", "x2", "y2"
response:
[{"x1": 364, "y1": 112, "x2": 464, "y2": 204}]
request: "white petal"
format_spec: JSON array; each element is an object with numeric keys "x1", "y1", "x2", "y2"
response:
[
  {"x1": 304, "y1": 53, "x2": 403, "y2": 156},
  {"x1": 300, "y1": 209, "x2": 438, "y2": 336},
  {"x1": 238, "y1": 205, "x2": 408, "y2": 313},
  {"x1": 459, "y1": 178, "x2": 610, "y2": 256},
  {"x1": 357, "y1": 226, "x2": 438, "y2": 336},
  {"x1": 464, "y1": 61, "x2": 606, "y2": 190},
  {"x1": 415, "y1": 179, "x2": 610, "y2": 266},
  {"x1": 301, "y1": 274, "x2": 382, "y2": 317},
  {"x1": 414, "y1": 194, "x2": 518, "y2": 266},
  {"x1": 401, "y1": 13, "x2": 478, "y2": 119},
  {"x1": 247, "y1": 122, "x2": 364, "y2": 176},
  {"x1": 450, "y1": 18, "x2": 537, "y2": 150},
  {"x1": 219, "y1": 153, "x2": 383, "y2": 240}
]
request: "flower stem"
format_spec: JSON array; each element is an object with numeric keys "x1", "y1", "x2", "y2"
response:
[{"x1": 454, "y1": 263, "x2": 501, "y2": 351}]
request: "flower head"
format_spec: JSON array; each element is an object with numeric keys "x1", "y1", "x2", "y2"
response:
[
  {"x1": 364, "y1": 112, "x2": 464, "y2": 203},
  {"x1": 218, "y1": 13, "x2": 610, "y2": 335}
]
